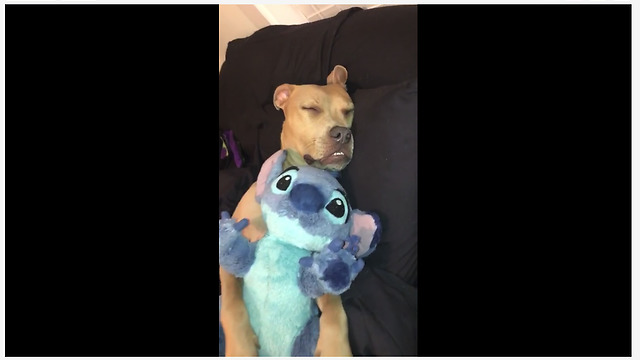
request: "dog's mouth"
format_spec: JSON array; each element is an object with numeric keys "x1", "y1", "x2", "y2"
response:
[{"x1": 304, "y1": 150, "x2": 352, "y2": 169}]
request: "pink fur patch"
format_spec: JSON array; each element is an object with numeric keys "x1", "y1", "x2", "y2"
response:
[
  {"x1": 350, "y1": 211, "x2": 376, "y2": 258},
  {"x1": 255, "y1": 150, "x2": 286, "y2": 199}
]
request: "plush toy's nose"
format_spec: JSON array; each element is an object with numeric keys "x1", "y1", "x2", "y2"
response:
[{"x1": 289, "y1": 183, "x2": 324, "y2": 213}]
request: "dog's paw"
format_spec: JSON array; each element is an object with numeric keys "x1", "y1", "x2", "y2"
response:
[
  {"x1": 219, "y1": 211, "x2": 253, "y2": 276},
  {"x1": 298, "y1": 235, "x2": 364, "y2": 297}
]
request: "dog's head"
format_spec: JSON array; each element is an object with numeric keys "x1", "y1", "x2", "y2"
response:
[
  {"x1": 274, "y1": 65, "x2": 354, "y2": 171},
  {"x1": 255, "y1": 150, "x2": 381, "y2": 256}
]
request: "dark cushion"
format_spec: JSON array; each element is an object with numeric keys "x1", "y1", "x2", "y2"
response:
[
  {"x1": 219, "y1": 167, "x2": 256, "y2": 216},
  {"x1": 342, "y1": 267, "x2": 418, "y2": 356},
  {"x1": 341, "y1": 78, "x2": 418, "y2": 286},
  {"x1": 331, "y1": 5, "x2": 418, "y2": 90}
]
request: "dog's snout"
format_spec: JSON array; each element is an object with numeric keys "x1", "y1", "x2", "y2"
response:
[
  {"x1": 290, "y1": 183, "x2": 324, "y2": 213},
  {"x1": 329, "y1": 126, "x2": 352, "y2": 144}
]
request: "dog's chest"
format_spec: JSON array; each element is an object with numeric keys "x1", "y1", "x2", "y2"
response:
[{"x1": 243, "y1": 235, "x2": 314, "y2": 356}]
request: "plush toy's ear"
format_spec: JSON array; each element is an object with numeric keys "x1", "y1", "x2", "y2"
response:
[
  {"x1": 255, "y1": 149, "x2": 287, "y2": 201},
  {"x1": 350, "y1": 210, "x2": 381, "y2": 258}
]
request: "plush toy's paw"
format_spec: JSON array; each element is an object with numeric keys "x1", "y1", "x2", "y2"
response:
[
  {"x1": 298, "y1": 235, "x2": 364, "y2": 298},
  {"x1": 220, "y1": 211, "x2": 249, "y2": 231},
  {"x1": 219, "y1": 211, "x2": 254, "y2": 277}
]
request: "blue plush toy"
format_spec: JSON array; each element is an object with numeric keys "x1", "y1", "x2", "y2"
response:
[{"x1": 219, "y1": 149, "x2": 381, "y2": 357}]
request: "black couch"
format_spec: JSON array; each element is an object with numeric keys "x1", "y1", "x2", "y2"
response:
[{"x1": 219, "y1": 5, "x2": 417, "y2": 356}]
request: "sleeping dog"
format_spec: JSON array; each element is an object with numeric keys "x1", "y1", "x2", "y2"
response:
[{"x1": 220, "y1": 65, "x2": 356, "y2": 356}]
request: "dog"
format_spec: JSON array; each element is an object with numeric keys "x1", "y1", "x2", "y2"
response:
[{"x1": 220, "y1": 65, "x2": 355, "y2": 357}]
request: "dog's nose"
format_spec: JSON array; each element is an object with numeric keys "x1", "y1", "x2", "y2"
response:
[
  {"x1": 329, "y1": 126, "x2": 352, "y2": 144},
  {"x1": 290, "y1": 183, "x2": 324, "y2": 213}
]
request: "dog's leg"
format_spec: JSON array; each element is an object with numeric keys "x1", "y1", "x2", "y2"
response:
[
  {"x1": 219, "y1": 267, "x2": 259, "y2": 356},
  {"x1": 315, "y1": 294, "x2": 352, "y2": 357},
  {"x1": 219, "y1": 183, "x2": 266, "y2": 356},
  {"x1": 235, "y1": 183, "x2": 267, "y2": 242}
]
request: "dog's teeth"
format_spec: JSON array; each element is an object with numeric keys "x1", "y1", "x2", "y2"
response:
[{"x1": 333, "y1": 151, "x2": 344, "y2": 156}]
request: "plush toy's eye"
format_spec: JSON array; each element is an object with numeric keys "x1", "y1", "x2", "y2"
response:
[
  {"x1": 326, "y1": 198, "x2": 345, "y2": 217},
  {"x1": 324, "y1": 189, "x2": 350, "y2": 224},
  {"x1": 271, "y1": 167, "x2": 298, "y2": 194},
  {"x1": 277, "y1": 175, "x2": 292, "y2": 190}
]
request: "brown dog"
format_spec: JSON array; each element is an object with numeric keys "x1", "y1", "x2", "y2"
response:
[{"x1": 220, "y1": 65, "x2": 355, "y2": 357}]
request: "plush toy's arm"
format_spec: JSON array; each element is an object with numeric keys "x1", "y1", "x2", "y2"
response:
[
  {"x1": 219, "y1": 211, "x2": 257, "y2": 277},
  {"x1": 297, "y1": 236, "x2": 365, "y2": 298}
]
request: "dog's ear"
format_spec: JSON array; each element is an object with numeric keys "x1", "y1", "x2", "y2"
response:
[
  {"x1": 273, "y1": 84, "x2": 294, "y2": 110},
  {"x1": 255, "y1": 149, "x2": 288, "y2": 201},
  {"x1": 350, "y1": 210, "x2": 381, "y2": 258},
  {"x1": 327, "y1": 65, "x2": 348, "y2": 89}
]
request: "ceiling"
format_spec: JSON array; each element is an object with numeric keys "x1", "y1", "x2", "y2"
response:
[{"x1": 219, "y1": 5, "x2": 386, "y2": 71}]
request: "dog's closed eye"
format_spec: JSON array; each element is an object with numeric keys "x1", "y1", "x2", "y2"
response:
[{"x1": 302, "y1": 106, "x2": 320, "y2": 113}]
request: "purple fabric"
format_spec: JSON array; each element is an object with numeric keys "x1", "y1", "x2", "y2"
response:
[{"x1": 221, "y1": 130, "x2": 243, "y2": 168}]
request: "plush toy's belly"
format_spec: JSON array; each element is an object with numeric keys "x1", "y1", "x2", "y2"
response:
[{"x1": 243, "y1": 235, "x2": 313, "y2": 357}]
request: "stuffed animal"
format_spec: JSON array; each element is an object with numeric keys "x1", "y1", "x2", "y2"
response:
[{"x1": 219, "y1": 149, "x2": 381, "y2": 357}]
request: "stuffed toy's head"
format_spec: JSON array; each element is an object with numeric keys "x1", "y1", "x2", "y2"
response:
[{"x1": 255, "y1": 149, "x2": 380, "y2": 257}]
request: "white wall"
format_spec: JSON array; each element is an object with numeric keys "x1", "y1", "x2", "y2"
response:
[{"x1": 218, "y1": 5, "x2": 269, "y2": 71}]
